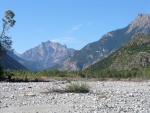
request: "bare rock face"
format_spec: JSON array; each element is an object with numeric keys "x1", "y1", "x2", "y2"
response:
[
  {"x1": 20, "y1": 41, "x2": 75, "y2": 70},
  {"x1": 50, "y1": 14, "x2": 150, "y2": 71},
  {"x1": 127, "y1": 14, "x2": 150, "y2": 33}
]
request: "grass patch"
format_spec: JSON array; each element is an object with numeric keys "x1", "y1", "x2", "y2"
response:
[
  {"x1": 42, "y1": 83, "x2": 90, "y2": 94},
  {"x1": 67, "y1": 83, "x2": 90, "y2": 93}
]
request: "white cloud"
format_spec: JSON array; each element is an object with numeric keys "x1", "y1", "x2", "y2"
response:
[
  {"x1": 67, "y1": 24, "x2": 82, "y2": 34},
  {"x1": 51, "y1": 24, "x2": 82, "y2": 44},
  {"x1": 51, "y1": 37, "x2": 75, "y2": 43}
]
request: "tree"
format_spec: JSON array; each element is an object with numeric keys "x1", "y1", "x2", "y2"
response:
[
  {"x1": 0, "y1": 10, "x2": 16, "y2": 56},
  {"x1": 0, "y1": 10, "x2": 16, "y2": 81}
]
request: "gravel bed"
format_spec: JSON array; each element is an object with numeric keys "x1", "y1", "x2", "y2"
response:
[{"x1": 0, "y1": 81, "x2": 150, "y2": 113}]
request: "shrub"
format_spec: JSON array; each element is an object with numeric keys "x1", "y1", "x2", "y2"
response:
[
  {"x1": 0, "y1": 65, "x2": 4, "y2": 81},
  {"x1": 78, "y1": 71, "x2": 86, "y2": 78},
  {"x1": 4, "y1": 69, "x2": 14, "y2": 80},
  {"x1": 67, "y1": 83, "x2": 90, "y2": 93},
  {"x1": 41, "y1": 83, "x2": 90, "y2": 94}
]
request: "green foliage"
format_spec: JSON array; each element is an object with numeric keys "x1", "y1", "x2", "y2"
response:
[
  {"x1": 0, "y1": 10, "x2": 16, "y2": 80},
  {"x1": 78, "y1": 71, "x2": 86, "y2": 78},
  {"x1": 3, "y1": 69, "x2": 14, "y2": 80},
  {"x1": 12, "y1": 70, "x2": 78, "y2": 79},
  {"x1": 87, "y1": 33, "x2": 150, "y2": 72},
  {"x1": 0, "y1": 10, "x2": 16, "y2": 56},
  {"x1": 4, "y1": 69, "x2": 14, "y2": 76},
  {"x1": 3, "y1": 68, "x2": 150, "y2": 81},
  {"x1": 67, "y1": 83, "x2": 90, "y2": 93},
  {"x1": 0, "y1": 65, "x2": 4, "y2": 81}
]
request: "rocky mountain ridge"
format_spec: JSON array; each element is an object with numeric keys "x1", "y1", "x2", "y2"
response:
[
  {"x1": 19, "y1": 41, "x2": 75, "y2": 70},
  {"x1": 87, "y1": 33, "x2": 150, "y2": 71},
  {"x1": 127, "y1": 13, "x2": 150, "y2": 33},
  {"x1": 49, "y1": 14, "x2": 150, "y2": 70}
]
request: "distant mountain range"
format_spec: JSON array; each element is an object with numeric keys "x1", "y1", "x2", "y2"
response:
[
  {"x1": 2, "y1": 41, "x2": 75, "y2": 71},
  {"x1": 2, "y1": 13, "x2": 150, "y2": 71},
  {"x1": 0, "y1": 41, "x2": 74, "y2": 71},
  {"x1": 18, "y1": 41, "x2": 75, "y2": 70},
  {"x1": 49, "y1": 14, "x2": 150, "y2": 70},
  {"x1": 87, "y1": 33, "x2": 150, "y2": 71}
]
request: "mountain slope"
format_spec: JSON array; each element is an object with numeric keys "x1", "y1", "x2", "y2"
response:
[
  {"x1": 1, "y1": 53, "x2": 28, "y2": 70},
  {"x1": 8, "y1": 52, "x2": 43, "y2": 71},
  {"x1": 20, "y1": 41, "x2": 75, "y2": 70},
  {"x1": 87, "y1": 33, "x2": 150, "y2": 71},
  {"x1": 49, "y1": 14, "x2": 150, "y2": 70}
]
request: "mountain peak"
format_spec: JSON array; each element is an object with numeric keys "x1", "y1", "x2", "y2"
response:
[
  {"x1": 20, "y1": 41, "x2": 75, "y2": 69},
  {"x1": 136, "y1": 13, "x2": 150, "y2": 18},
  {"x1": 133, "y1": 13, "x2": 150, "y2": 24},
  {"x1": 127, "y1": 14, "x2": 150, "y2": 33},
  {"x1": 40, "y1": 40, "x2": 68, "y2": 50},
  {"x1": 49, "y1": 13, "x2": 150, "y2": 71}
]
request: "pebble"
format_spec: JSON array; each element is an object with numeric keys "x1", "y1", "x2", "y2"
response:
[{"x1": 0, "y1": 81, "x2": 150, "y2": 113}]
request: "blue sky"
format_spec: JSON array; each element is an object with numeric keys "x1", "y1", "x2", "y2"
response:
[{"x1": 0, "y1": 0, "x2": 150, "y2": 53}]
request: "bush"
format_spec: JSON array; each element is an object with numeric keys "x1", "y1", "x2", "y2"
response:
[
  {"x1": 0, "y1": 65, "x2": 4, "y2": 81},
  {"x1": 78, "y1": 71, "x2": 86, "y2": 78},
  {"x1": 67, "y1": 83, "x2": 90, "y2": 93},
  {"x1": 4, "y1": 69, "x2": 14, "y2": 80}
]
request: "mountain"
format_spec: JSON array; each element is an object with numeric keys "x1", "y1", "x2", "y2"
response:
[
  {"x1": 20, "y1": 41, "x2": 75, "y2": 70},
  {"x1": 87, "y1": 33, "x2": 150, "y2": 71},
  {"x1": 1, "y1": 53, "x2": 28, "y2": 70},
  {"x1": 8, "y1": 52, "x2": 43, "y2": 71},
  {"x1": 49, "y1": 14, "x2": 150, "y2": 70}
]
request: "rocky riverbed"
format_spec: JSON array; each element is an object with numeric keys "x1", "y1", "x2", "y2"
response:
[{"x1": 0, "y1": 80, "x2": 150, "y2": 113}]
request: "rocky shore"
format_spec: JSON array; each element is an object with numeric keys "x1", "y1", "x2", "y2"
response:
[{"x1": 0, "y1": 80, "x2": 150, "y2": 113}]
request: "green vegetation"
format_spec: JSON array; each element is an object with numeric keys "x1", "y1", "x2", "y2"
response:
[
  {"x1": 67, "y1": 83, "x2": 90, "y2": 93},
  {"x1": 0, "y1": 65, "x2": 4, "y2": 81},
  {"x1": 9, "y1": 70, "x2": 92, "y2": 81},
  {"x1": 42, "y1": 83, "x2": 90, "y2": 94},
  {"x1": 5, "y1": 67, "x2": 150, "y2": 81},
  {"x1": 1, "y1": 33, "x2": 150, "y2": 81},
  {"x1": 0, "y1": 65, "x2": 150, "y2": 81},
  {"x1": 87, "y1": 33, "x2": 150, "y2": 71},
  {"x1": 82, "y1": 33, "x2": 150, "y2": 80},
  {"x1": 0, "y1": 10, "x2": 16, "y2": 80},
  {"x1": 0, "y1": 10, "x2": 16, "y2": 56}
]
